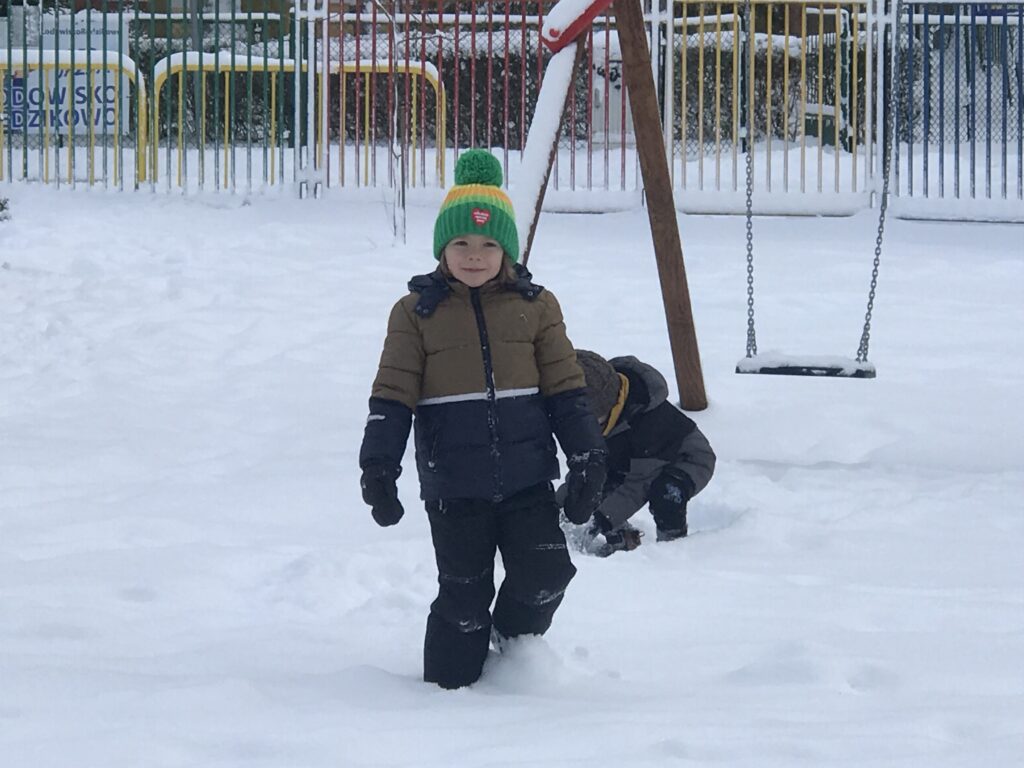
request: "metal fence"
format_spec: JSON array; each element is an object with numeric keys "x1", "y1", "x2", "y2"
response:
[
  {"x1": 1, "y1": 0, "x2": 1021, "y2": 219},
  {"x1": 893, "y1": 2, "x2": 1023, "y2": 218},
  {"x1": 668, "y1": 0, "x2": 877, "y2": 213}
]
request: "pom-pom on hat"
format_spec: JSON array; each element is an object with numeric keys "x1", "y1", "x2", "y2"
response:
[{"x1": 433, "y1": 149, "x2": 520, "y2": 262}]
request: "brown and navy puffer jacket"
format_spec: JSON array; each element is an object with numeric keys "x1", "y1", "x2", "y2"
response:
[{"x1": 359, "y1": 265, "x2": 604, "y2": 502}]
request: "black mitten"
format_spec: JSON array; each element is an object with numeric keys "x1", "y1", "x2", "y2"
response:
[
  {"x1": 589, "y1": 511, "x2": 614, "y2": 535},
  {"x1": 563, "y1": 450, "x2": 607, "y2": 525},
  {"x1": 553, "y1": 482, "x2": 568, "y2": 509},
  {"x1": 360, "y1": 464, "x2": 405, "y2": 527}
]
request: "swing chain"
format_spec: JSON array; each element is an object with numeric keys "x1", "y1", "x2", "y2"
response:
[
  {"x1": 856, "y1": 0, "x2": 896, "y2": 364},
  {"x1": 857, "y1": 200, "x2": 884, "y2": 363},
  {"x1": 742, "y1": 0, "x2": 891, "y2": 368},
  {"x1": 743, "y1": 0, "x2": 757, "y2": 359}
]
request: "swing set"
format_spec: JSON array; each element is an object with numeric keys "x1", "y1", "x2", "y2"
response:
[
  {"x1": 734, "y1": 0, "x2": 893, "y2": 379},
  {"x1": 525, "y1": 0, "x2": 893, "y2": 408}
]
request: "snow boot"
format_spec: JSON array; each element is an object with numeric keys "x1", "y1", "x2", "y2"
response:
[{"x1": 423, "y1": 613, "x2": 490, "y2": 689}]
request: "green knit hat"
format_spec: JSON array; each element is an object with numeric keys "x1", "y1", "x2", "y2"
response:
[{"x1": 433, "y1": 150, "x2": 520, "y2": 263}]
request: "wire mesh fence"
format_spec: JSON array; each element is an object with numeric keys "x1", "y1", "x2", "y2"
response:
[{"x1": 894, "y1": 1, "x2": 1023, "y2": 204}]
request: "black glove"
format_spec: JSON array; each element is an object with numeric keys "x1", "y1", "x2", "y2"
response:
[
  {"x1": 360, "y1": 464, "x2": 405, "y2": 527},
  {"x1": 589, "y1": 511, "x2": 614, "y2": 534},
  {"x1": 563, "y1": 450, "x2": 607, "y2": 525},
  {"x1": 554, "y1": 482, "x2": 568, "y2": 509}
]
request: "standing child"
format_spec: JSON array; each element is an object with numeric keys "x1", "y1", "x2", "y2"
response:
[
  {"x1": 358, "y1": 150, "x2": 607, "y2": 690},
  {"x1": 564, "y1": 350, "x2": 716, "y2": 557}
]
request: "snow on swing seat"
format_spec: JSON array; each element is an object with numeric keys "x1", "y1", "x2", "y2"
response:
[{"x1": 736, "y1": 353, "x2": 876, "y2": 379}]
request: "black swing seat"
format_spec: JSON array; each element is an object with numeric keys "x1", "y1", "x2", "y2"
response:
[{"x1": 736, "y1": 354, "x2": 876, "y2": 379}]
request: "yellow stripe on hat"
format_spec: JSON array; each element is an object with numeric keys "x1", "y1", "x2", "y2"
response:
[{"x1": 441, "y1": 184, "x2": 515, "y2": 215}]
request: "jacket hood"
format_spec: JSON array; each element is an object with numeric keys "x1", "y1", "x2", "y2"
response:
[{"x1": 608, "y1": 356, "x2": 669, "y2": 422}]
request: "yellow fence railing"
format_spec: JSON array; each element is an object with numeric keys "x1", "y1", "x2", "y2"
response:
[
  {"x1": 151, "y1": 52, "x2": 446, "y2": 188},
  {"x1": 672, "y1": 0, "x2": 871, "y2": 200},
  {"x1": 0, "y1": 51, "x2": 147, "y2": 185},
  {"x1": 336, "y1": 59, "x2": 449, "y2": 188}
]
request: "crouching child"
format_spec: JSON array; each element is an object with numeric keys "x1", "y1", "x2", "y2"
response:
[{"x1": 561, "y1": 350, "x2": 716, "y2": 557}]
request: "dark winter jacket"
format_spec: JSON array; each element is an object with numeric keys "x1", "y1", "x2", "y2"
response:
[
  {"x1": 597, "y1": 356, "x2": 716, "y2": 529},
  {"x1": 359, "y1": 266, "x2": 604, "y2": 502}
]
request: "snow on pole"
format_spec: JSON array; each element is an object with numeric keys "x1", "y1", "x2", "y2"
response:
[
  {"x1": 514, "y1": 0, "x2": 616, "y2": 263},
  {"x1": 513, "y1": 41, "x2": 583, "y2": 265},
  {"x1": 542, "y1": 0, "x2": 616, "y2": 53}
]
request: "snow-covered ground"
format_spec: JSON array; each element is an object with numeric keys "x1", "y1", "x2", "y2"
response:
[{"x1": 1, "y1": 185, "x2": 1022, "y2": 767}]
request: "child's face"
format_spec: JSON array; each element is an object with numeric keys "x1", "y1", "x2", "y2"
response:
[{"x1": 443, "y1": 234, "x2": 504, "y2": 287}]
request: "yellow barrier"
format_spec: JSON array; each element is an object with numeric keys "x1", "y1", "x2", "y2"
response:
[
  {"x1": 336, "y1": 60, "x2": 449, "y2": 189},
  {"x1": 674, "y1": 0, "x2": 867, "y2": 195},
  {"x1": 151, "y1": 53, "x2": 446, "y2": 188},
  {"x1": 0, "y1": 52, "x2": 147, "y2": 185}
]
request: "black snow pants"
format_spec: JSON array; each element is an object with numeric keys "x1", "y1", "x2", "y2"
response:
[{"x1": 423, "y1": 482, "x2": 577, "y2": 689}]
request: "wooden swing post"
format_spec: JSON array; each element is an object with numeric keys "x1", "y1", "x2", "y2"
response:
[
  {"x1": 526, "y1": 0, "x2": 708, "y2": 410},
  {"x1": 613, "y1": 0, "x2": 707, "y2": 410}
]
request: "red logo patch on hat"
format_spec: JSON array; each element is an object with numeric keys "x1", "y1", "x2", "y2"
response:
[{"x1": 471, "y1": 207, "x2": 491, "y2": 226}]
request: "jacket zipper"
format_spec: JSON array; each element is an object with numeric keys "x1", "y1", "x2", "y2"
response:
[{"x1": 470, "y1": 288, "x2": 503, "y2": 501}]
